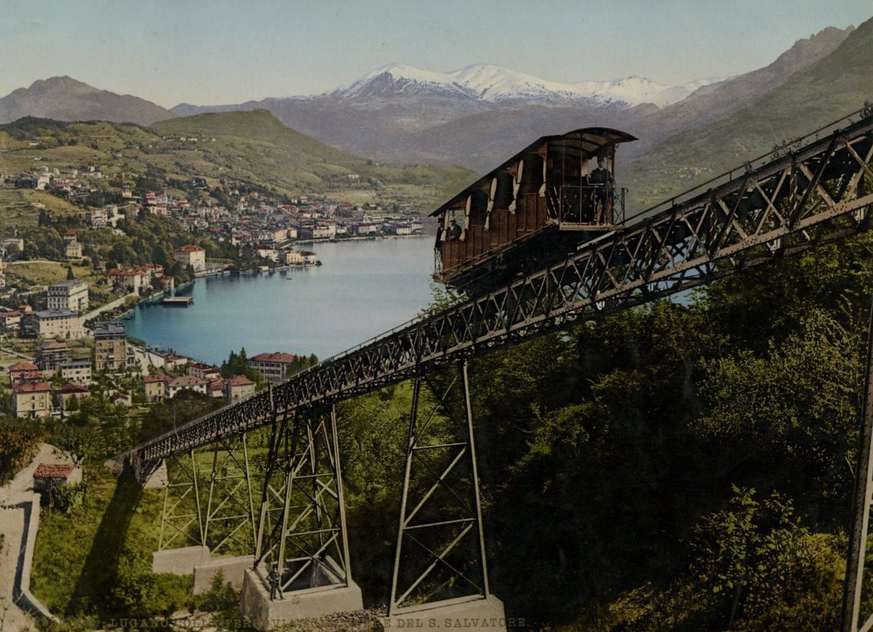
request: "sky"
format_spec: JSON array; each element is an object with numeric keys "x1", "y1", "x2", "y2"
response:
[{"x1": 0, "y1": 0, "x2": 869, "y2": 109}]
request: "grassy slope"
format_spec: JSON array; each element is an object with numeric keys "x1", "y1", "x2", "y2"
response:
[
  {"x1": 31, "y1": 467, "x2": 167, "y2": 615},
  {"x1": 151, "y1": 110, "x2": 475, "y2": 206},
  {"x1": 0, "y1": 189, "x2": 83, "y2": 226},
  {"x1": 623, "y1": 17, "x2": 873, "y2": 212},
  {"x1": 5, "y1": 260, "x2": 101, "y2": 287}
]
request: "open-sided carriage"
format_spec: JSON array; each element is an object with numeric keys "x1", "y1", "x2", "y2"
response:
[{"x1": 432, "y1": 127, "x2": 637, "y2": 295}]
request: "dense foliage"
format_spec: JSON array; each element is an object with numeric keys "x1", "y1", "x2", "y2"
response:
[
  {"x1": 137, "y1": 390, "x2": 227, "y2": 444},
  {"x1": 332, "y1": 232, "x2": 873, "y2": 629},
  {"x1": 28, "y1": 210, "x2": 240, "y2": 285}
]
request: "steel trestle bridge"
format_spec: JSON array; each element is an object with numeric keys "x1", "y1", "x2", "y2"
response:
[{"x1": 122, "y1": 109, "x2": 873, "y2": 630}]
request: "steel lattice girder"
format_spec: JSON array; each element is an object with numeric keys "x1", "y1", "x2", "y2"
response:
[
  {"x1": 203, "y1": 436, "x2": 257, "y2": 555},
  {"x1": 843, "y1": 296, "x2": 873, "y2": 632},
  {"x1": 254, "y1": 405, "x2": 352, "y2": 593},
  {"x1": 158, "y1": 451, "x2": 204, "y2": 551},
  {"x1": 389, "y1": 364, "x2": 491, "y2": 615},
  {"x1": 130, "y1": 115, "x2": 873, "y2": 465}
]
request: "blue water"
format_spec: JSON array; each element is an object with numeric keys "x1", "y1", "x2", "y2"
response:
[{"x1": 124, "y1": 237, "x2": 437, "y2": 366}]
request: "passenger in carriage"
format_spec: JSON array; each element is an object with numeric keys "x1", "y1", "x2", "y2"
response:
[
  {"x1": 588, "y1": 155, "x2": 614, "y2": 222},
  {"x1": 447, "y1": 218, "x2": 463, "y2": 240}
]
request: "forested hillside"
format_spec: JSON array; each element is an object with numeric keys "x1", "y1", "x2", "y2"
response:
[
  {"x1": 623, "y1": 18, "x2": 873, "y2": 212},
  {"x1": 334, "y1": 230, "x2": 873, "y2": 629}
]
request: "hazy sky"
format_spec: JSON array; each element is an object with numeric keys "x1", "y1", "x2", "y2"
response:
[{"x1": 0, "y1": 0, "x2": 869, "y2": 108}]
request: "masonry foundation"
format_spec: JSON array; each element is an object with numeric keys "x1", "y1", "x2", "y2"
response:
[
  {"x1": 151, "y1": 546, "x2": 210, "y2": 575},
  {"x1": 239, "y1": 567, "x2": 364, "y2": 631},
  {"x1": 193, "y1": 555, "x2": 254, "y2": 594}
]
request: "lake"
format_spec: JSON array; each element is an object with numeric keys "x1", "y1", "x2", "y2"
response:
[{"x1": 123, "y1": 237, "x2": 437, "y2": 366}]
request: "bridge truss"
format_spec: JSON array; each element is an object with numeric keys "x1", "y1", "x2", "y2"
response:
[{"x1": 124, "y1": 110, "x2": 873, "y2": 627}]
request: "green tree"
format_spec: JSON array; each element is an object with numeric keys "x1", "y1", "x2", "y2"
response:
[{"x1": 0, "y1": 424, "x2": 41, "y2": 483}]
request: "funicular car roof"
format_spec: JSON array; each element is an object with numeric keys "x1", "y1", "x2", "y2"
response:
[{"x1": 429, "y1": 127, "x2": 638, "y2": 217}]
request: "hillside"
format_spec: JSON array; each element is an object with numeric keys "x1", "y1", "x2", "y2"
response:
[
  {"x1": 622, "y1": 18, "x2": 873, "y2": 213},
  {"x1": 0, "y1": 76, "x2": 175, "y2": 126},
  {"x1": 0, "y1": 111, "x2": 475, "y2": 211},
  {"x1": 621, "y1": 26, "x2": 854, "y2": 162}
]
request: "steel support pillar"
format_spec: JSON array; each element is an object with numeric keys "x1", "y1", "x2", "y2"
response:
[
  {"x1": 388, "y1": 360, "x2": 496, "y2": 617},
  {"x1": 841, "y1": 296, "x2": 873, "y2": 632},
  {"x1": 152, "y1": 450, "x2": 210, "y2": 575},
  {"x1": 253, "y1": 403, "x2": 354, "y2": 595},
  {"x1": 158, "y1": 450, "x2": 204, "y2": 551},
  {"x1": 203, "y1": 435, "x2": 256, "y2": 556}
]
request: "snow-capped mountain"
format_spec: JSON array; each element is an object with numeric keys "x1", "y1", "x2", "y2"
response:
[
  {"x1": 167, "y1": 26, "x2": 851, "y2": 171},
  {"x1": 332, "y1": 63, "x2": 722, "y2": 107}
]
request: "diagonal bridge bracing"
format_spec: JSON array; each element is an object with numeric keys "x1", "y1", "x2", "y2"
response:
[{"x1": 130, "y1": 111, "x2": 873, "y2": 466}]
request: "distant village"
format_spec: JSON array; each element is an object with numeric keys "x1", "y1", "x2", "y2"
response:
[{"x1": 5, "y1": 160, "x2": 425, "y2": 257}]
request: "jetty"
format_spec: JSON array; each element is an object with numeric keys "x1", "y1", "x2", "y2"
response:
[{"x1": 162, "y1": 296, "x2": 193, "y2": 307}]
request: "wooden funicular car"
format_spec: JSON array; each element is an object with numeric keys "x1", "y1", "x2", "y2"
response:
[{"x1": 432, "y1": 127, "x2": 637, "y2": 295}]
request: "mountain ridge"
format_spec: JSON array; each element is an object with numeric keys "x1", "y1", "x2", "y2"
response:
[
  {"x1": 0, "y1": 110, "x2": 475, "y2": 210},
  {"x1": 325, "y1": 63, "x2": 721, "y2": 108},
  {"x1": 0, "y1": 76, "x2": 175, "y2": 126},
  {"x1": 621, "y1": 20, "x2": 872, "y2": 212}
]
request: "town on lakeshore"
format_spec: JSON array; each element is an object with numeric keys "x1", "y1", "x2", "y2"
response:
[{"x1": 0, "y1": 150, "x2": 425, "y2": 424}]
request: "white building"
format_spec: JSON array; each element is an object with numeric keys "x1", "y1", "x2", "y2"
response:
[
  {"x1": 60, "y1": 359, "x2": 92, "y2": 385},
  {"x1": 173, "y1": 245, "x2": 206, "y2": 272},
  {"x1": 256, "y1": 245, "x2": 279, "y2": 263},
  {"x1": 166, "y1": 375, "x2": 208, "y2": 398},
  {"x1": 33, "y1": 310, "x2": 85, "y2": 340},
  {"x1": 281, "y1": 249, "x2": 317, "y2": 266},
  {"x1": 47, "y1": 280, "x2": 89, "y2": 312}
]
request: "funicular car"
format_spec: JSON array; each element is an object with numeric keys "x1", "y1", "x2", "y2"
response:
[{"x1": 432, "y1": 127, "x2": 637, "y2": 295}]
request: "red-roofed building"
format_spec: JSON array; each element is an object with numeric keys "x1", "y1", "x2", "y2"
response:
[
  {"x1": 36, "y1": 340, "x2": 72, "y2": 372},
  {"x1": 12, "y1": 380, "x2": 52, "y2": 418},
  {"x1": 55, "y1": 382, "x2": 90, "y2": 412},
  {"x1": 166, "y1": 375, "x2": 208, "y2": 399},
  {"x1": 9, "y1": 362, "x2": 42, "y2": 385},
  {"x1": 143, "y1": 374, "x2": 171, "y2": 402},
  {"x1": 107, "y1": 267, "x2": 148, "y2": 293},
  {"x1": 224, "y1": 375, "x2": 255, "y2": 402},
  {"x1": 187, "y1": 362, "x2": 221, "y2": 381},
  {"x1": 249, "y1": 352, "x2": 301, "y2": 384},
  {"x1": 162, "y1": 354, "x2": 188, "y2": 371},
  {"x1": 157, "y1": 275, "x2": 175, "y2": 292},
  {"x1": 208, "y1": 378, "x2": 226, "y2": 399},
  {"x1": 33, "y1": 463, "x2": 82, "y2": 493}
]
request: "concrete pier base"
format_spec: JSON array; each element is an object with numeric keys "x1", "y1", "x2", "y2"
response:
[
  {"x1": 193, "y1": 554, "x2": 254, "y2": 594},
  {"x1": 381, "y1": 595, "x2": 507, "y2": 632},
  {"x1": 142, "y1": 460, "x2": 168, "y2": 489},
  {"x1": 239, "y1": 567, "x2": 364, "y2": 631},
  {"x1": 151, "y1": 546, "x2": 211, "y2": 575}
]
